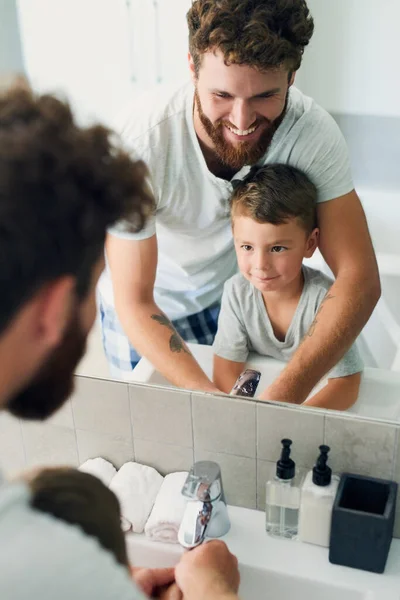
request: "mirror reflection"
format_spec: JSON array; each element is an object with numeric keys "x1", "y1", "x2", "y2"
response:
[{"x1": 7, "y1": 0, "x2": 400, "y2": 422}]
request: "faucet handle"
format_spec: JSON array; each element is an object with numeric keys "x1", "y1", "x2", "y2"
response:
[{"x1": 181, "y1": 461, "x2": 223, "y2": 502}]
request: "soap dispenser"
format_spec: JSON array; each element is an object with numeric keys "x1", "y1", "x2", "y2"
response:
[
  {"x1": 265, "y1": 439, "x2": 300, "y2": 539},
  {"x1": 298, "y1": 445, "x2": 339, "y2": 547}
]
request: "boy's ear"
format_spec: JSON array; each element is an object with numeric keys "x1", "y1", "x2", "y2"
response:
[{"x1": 304, "y1": 228, "x2": 319, "y2": 258}]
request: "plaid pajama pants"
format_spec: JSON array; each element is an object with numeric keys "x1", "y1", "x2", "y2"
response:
[{"x1": 99, "y1": 298, "x2": 221, "y2": 379}]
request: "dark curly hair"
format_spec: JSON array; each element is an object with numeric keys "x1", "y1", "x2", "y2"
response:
[
  {"x1": 0, "y1": 85, "x2": 154, "y2": 334},
  {"x1": 187, "y1": 0, "x2": 314, "y2": 74},
  {"x1": 230, "y1": 163, "x2": 317, "y2": 233}
]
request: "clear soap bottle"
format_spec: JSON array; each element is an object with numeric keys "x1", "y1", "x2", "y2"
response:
[
  {"x1": 265, "y1": 439, "x2": 300, "y2": 539},
  {"x1": 298, "y1": 445, "x2": 339, "y2": 547}
]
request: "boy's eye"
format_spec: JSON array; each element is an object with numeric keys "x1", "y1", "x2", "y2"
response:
[
  {"x1": 241, "y1": 244, "x2": 253, "y2": 252},
  {"x1": 271, "y1": 246, "x2": 286, "y2": 253}
]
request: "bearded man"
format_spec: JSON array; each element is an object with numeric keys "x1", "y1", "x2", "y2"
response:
[{"x1": 99, "y1": 0, "x2": 379, "y2": 403}]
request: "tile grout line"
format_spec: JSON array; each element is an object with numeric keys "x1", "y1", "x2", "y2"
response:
[
  {"x1": 18, "y1": 418, "x2": 28, "y2": 468},
  {"x1": 127, "y1": 383, "x2": 136, "y2": 462},
  {"x1": 255, "y1": 403, "x2": 259, "y2": 509},
  {"x1": 189, "y1": 392, "x2": 195, "y2": 465},
  {"x1": 69, "y1": 395, "x2": 80, "y2": 465},
  {"x1": 391, "y1": 423, "x2": 399, "y2": 481}
]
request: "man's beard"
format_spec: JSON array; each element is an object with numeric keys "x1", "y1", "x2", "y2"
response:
[
  {"x1": 195, "y1": 88, "x2": 288, "y2": 171},
  {"x1": 7, "y1": 309, "x2": 87, "y2": 420}
]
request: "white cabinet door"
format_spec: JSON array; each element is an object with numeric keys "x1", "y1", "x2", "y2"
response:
[
  {"x1": 126, "y1": 0, "x2": 192, "y2": 86},
  {"x1": 16, "y1": 0, "x2": 193, "y2": 124},
  {"x1": 16, "y1": 0, "x2": 132, "y2": 124},
  {"x1": 155, "y1": 0, "x2": 192, "y2": 85}
]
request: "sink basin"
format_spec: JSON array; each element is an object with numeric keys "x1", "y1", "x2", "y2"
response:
[
  {"x1": 126, "y1": 535, "x2": 372, "y2": 600},
  {"x1": 125, "y1": 505, "x2": 400, "y2": 600},
  {"x1": 239, "y1": 565, "x2": 372, "y2": 600},
  {"x1": 131, "y1": 342, "x2": 400, "y2": 422}
]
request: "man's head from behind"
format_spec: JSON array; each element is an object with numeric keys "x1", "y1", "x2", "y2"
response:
[
  {"x1": 187, "y1": 0, "x2": 314, "y2": 170},
  {"x1": 230, "y1": 164, "x2": 319, "y2": 293},
  {"x1": 0, "y1": 86, "x2": 153, "y2": 420}
]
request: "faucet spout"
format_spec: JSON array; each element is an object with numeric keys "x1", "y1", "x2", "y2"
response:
[{"x1": 178, "y1": 461, "x2": 230, "y2": 549}]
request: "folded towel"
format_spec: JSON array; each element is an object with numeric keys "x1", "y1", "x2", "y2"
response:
[
  {"x1": 109, "y1": 462, "x2": 163, "y2": 533},
  {"x1": 78, "y1": 457, "x2": 117, "y2": 487},
  {"x1": 145, "y1": 471, "x2": 188, "y2": 543}
]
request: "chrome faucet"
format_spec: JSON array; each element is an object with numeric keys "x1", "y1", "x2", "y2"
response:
[{"x1": 178, "y1": 461, "x2": 231, "y2": 549}]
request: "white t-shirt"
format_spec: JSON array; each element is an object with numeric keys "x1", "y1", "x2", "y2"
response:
[
  {"x1": 98, "y1": 82, "x2": 353, "y2": 320},
  {"x1": 0, "y1": 474, "x2": 144, "y2": 600}
]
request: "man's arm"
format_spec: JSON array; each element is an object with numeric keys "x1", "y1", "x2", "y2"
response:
[
  {"x1": 213, "y1": 355, "x2": 245, "y2": 393},
  {"x1": 302, "y1": 372, "x2": 361, "y2": 411},
  {"x1": 259, "y1": 190, "x2": 380, "y2": 404},
  {"x1": 106, "y1": 233, "x2": 218, "y2": 392}
]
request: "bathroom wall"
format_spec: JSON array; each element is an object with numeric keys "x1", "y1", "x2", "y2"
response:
[
  {"x1": 295, "y1": 0, "x2": 400, "y2": 191},
  {"x1": 0, "y1": 0, "x2": 25, "y2": 75},
  {"x1": 2, "y1": 375, "x2": 400, "y2": 538}
]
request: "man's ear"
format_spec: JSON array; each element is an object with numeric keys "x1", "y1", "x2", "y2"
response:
[
  {"x1": 188, "y1": 53, "x2": 197, "y2": 84},
  {"x1": 304, "y1": 228, "x2": 319, "y2": 258},
  {"x1": 35, "y1": 276, "x2": 76, "y2": 349}
]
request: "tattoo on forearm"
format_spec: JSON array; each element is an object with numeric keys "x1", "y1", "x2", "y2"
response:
[
  {"x1": 151, "y1": 313, "x2": 191, "y2": 355},
  {"x1": 307, "y1": 293, "x2": 335, "y2": 337}
]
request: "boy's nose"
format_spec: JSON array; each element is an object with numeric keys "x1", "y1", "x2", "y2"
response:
[{"x1": 254, "y1": 255, "x2": 271, "y2": 273}]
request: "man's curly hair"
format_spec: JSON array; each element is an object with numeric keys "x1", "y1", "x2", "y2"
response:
[
  {"x1": 0, "y1": 85, "x2": 154, "y2": 334},
  {"x1": 187, "y1": 0, "x2": 314, "y2": 74}
]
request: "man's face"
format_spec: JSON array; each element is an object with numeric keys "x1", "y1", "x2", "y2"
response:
[
  {"x1": 193, "y1": 50, "x2": 293, "y2": 170},
  {"x1": 7, "y1": 258, "x2": 103, "y2": 420}
]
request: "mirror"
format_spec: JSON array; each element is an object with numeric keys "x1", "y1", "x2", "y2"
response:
[{"x1": 5, "y1": 0, "x2": 400, "y2": 423}]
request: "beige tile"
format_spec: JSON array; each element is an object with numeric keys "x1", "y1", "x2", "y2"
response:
[
  {"x1": 389, "y1": 428, "x2": 400, "y2": 538},
  {"x1": 0, "y1": 413, "x2": 25, "y2": 477},
  {"x1": 194, "y1": 449, "x2": 256, "y2": 509},
  {"x1": 129, "y1": 384, "x2": 192, "y2": 447},
  {"x1": 393, "y1": 487, "x2": 400, "y2": 539},
  {"x1": 192, "y1": 393, "x2": 256, "y2": 458},
  {"x1": 257, "y1": 459, "x2": 307, "y2": 512},
  {"x1": 71, "y1": 376, "x2": 131, "y2": 438},
  {"x1": 325, "y1": 415, "x2": 397, "y2": 479},
  {"x1": 256, "y1": 460, "x2": 276, "y2": 512},
  {"x1": 257, "y1": 404, "x2": 324, "y2": 467},
  {"x1": 76, "y1": 429, "x2": 134, "y2": 469},
  {"x1": 134, "y1": 439, "x2": 193, "y2": 475},
  {"x1": 47, "y1": 399, "x2": 74, "y2": 429},
  {"x1": 21, "y1": 422, "x2": 78, "y2": 469}
]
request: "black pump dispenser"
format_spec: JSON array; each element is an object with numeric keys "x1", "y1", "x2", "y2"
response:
[
  {"x1": 276, "y1": 439, "x2": 295, "y2": 480},
  {"x1": 312, "y1": 445, "x2": 332, "y2": 486}
]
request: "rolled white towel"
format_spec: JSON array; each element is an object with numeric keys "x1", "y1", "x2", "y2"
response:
[
  {"x1": 110, "y1": 462, "x2": 163, "y2": 533},
  {"x1": 145, "y1": 471, "x2": 188, "y2": 543},
  {"x1": 78, "y1": 457, "x2": 117, "y2": 487}
]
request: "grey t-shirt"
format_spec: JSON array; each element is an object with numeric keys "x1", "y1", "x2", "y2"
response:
[
  {"x1": 213, "y1": 266, "x2": 363, "y2": 379},
  {"x1": 0, "y1": 473, "x2": 145, "y2": 600}
]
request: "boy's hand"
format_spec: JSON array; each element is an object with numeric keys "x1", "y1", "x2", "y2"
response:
[{"x1": 131, "y1": 567, "x2": 176, "y2": 597}]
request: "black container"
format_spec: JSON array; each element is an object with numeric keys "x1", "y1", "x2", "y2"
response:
[{"x1": 329, "y1": 473, "x2": 397, "y2": 573}]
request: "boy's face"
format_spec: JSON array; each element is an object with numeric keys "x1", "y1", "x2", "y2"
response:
[{"x1": 233, "y1": 214, "x2": 318, "y2": 295}]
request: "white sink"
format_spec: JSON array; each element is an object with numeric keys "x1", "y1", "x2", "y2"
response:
[
  {"x1": 131, "y1": 343, "x2": 400, "y2": 422},
  {"x1": 125, "y1": 505, "x2": 400, "y2": 599},
  {"x1": 239, "y1": 565, "x2": 371, "y2": 600}
]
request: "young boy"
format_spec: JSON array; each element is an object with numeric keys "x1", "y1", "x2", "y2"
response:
[
  {"x1": 27, "y1": 467, "x2": 129, "y2": 569},
  {"x1": 213, "y1": 164, "x2": 363, "y2": 410}
]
